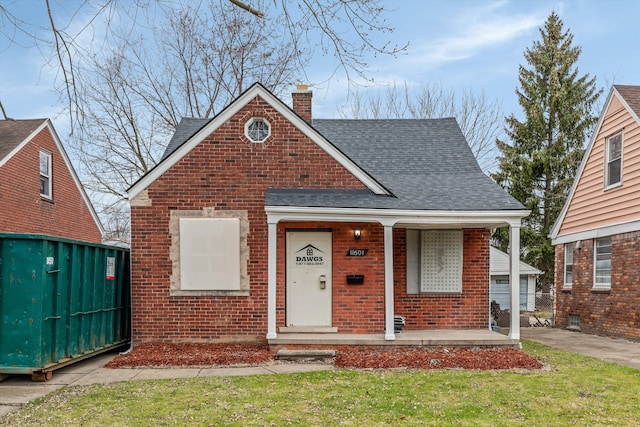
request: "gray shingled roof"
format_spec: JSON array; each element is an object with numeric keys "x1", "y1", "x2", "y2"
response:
[
  {"x1": 0, "y1": 119, "x2": 47, "y2": 163},
  {"x1": 160, "y1": 118, "x2": 211, "y2": 162},
  {"x1": 160, "y1": 116, "x2": 523, "y2": 211}
]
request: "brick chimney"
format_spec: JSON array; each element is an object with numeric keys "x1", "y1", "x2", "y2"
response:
[{"x1": 292, "y1": 84, "x2": 312, "y2": 121}]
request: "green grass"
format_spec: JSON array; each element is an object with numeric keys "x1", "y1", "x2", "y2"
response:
[{"x1": 3, "y1": 341, "x2": 640, "y2": 426}]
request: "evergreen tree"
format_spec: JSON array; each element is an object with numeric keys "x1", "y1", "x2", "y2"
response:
[{"x1": 491, "y1": 12, "x2": 601, "y2": 289}]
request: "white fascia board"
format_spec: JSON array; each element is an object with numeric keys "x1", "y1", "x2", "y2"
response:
[
  {"x1": 266, "y1": 205, "x2": 529, "y2": 228},
  {"x1": 46, "y1": 120, "x2": 106, "y2": 236},
  {"x1": 551, "y1": 219, "x2": 640, "y2": 245},
  {"x1": 0, "y1": 119, "x2": 47, "y2": 168},
  {"x1": 549, "y1": 87, "x2": 617, "y2": 240},
  {"x1": 127, "y1": 84, "x2": 389, "y2": 200}
]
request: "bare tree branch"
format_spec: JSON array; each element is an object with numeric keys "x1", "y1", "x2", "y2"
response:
[{"x1": 340, "y1": 81, "x2": 503, "y2": 172}]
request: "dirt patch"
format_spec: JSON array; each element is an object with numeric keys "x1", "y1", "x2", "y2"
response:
[{"x1": 106, "y1": 343, "x2": 542, "y2": 370}]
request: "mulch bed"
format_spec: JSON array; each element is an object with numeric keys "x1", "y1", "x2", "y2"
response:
[{"x1": 105, "y1": 343, "x2": 543, "y2": 370}]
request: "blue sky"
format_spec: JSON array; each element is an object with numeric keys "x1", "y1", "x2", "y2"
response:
[{"x1": 1, "y1": 0, "x2": 639, "y2": 135}]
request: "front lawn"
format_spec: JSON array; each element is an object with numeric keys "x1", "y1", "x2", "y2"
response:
[{"x1": 2, "y1": 341, "x2": 639, "y2": 426}]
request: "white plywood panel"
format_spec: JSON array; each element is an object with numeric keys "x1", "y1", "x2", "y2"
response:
[{"x1": 180, "y1": 218, "x2": 240, "y2": 290}]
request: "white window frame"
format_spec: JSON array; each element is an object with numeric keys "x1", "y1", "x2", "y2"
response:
[
  {"x1": 420, "y1": 230, "x2": 463, "y2": 293},
  {"x1": 593, "y1": 237, "x2": 611, "y2": 289},
  {"x1": 245, "y1": 117, "x2": 271, "y2": 143},
  {"x1": 605, "y1": 132, "x2": 623, "y2": 188},
  {"x1": 564, "y1": 243, "x2": 574, "y2": 288},
  {"x1": 39, "y1": 150, "x2": 52, "y2": 199}
]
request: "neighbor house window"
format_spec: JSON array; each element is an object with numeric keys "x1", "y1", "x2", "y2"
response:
[
  {"x1": 179, "y1": 218, "x2": 240, "y2": 291},
  {"x1": 245, "y1": 118, "x2": 270, "y2": 142},
  {"x1": 420, "y1": 230, "x2": 463, "y2": 293},
  {"x1": 564, "y1": 243, "x2": 574, "y2": 288},
  {"x1": 605, "y1": 133, "x2": 622, "y2": 187},
  {"x1": 594, "y1": 237, "x2": 611, "y2": 289},
  {"x1": 39, "y1": 150, "x2": 52, "y2": 198}
]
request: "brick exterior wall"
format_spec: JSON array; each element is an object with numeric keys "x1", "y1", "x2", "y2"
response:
[
  {"x1": 555, "y1": 231, "x2": 640, "y2": 341},
  {"x1": 0, "y1": 126, "x2": 102, "y2": 243},
  {"x1": 130, "y1": 94, "x2": 492, "y2": 344},
  {"x1": 394, "y1": 228, "x2": 491, "y2": 329}
]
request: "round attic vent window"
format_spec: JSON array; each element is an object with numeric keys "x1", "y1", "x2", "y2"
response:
[{"x1": 245, "y1": 118, "x2": 270, "y2": 142}]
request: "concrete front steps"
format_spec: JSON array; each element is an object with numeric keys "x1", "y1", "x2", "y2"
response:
[{"x1": 275, "y1": 349, "x2": 337, "y2": 362}]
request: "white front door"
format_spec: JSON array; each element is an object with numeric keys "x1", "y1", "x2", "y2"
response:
[{"x1": 286, "y1": 231, "x2": 332, "y2": 327}]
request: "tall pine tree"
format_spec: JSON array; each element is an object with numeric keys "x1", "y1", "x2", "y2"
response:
[{"x1": 492, "y1": 12, "x2": 601, "y2": 289}]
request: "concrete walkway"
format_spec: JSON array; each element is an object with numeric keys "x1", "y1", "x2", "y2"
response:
[
  {"x1": 521, "y1": 327, "x2": 640, "y2": 370},
  {"x1": 2, "y1": 328, "x2": 639, "y2": 417}
]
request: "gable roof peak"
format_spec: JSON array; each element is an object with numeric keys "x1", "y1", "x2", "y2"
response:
[{"x1": 613, "y1": 85, "x2": 640, "y2": 118}]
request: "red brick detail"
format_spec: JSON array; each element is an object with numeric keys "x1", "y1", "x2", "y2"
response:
[
  {"x1": 130, "y1": 96, "x2": 367, "y2": 344},
  {"x1": 0, "y1": 127, "x2": 102, "y2": 243},
  {"x1": 130, "y1": 95, "x2": 493, "y2": 344},
  {"x1": 554, "y1": 232, "x2": 640, "y2": 341},
  {"x1": 394, "y1": 228, "x2": 491, "y2": 330},
  {"x1": 292, "y1": 89, "x2": 312, "y2": 121}
]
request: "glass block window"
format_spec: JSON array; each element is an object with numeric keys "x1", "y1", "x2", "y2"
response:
[
  {"x1": 564, "y1": 243, "x2": 574, "y2": 288},
  {"x1": 40, "y1": 150, "x2": 52, "y2": 198},
  {"x1": 606, "y1": 133, "x2": 622, "y2": 187},
  {"x1": 420, "y1": 230, "x2": 463, "y2": 293},
  {"x1": 594, "y1": 237, "x2": 611, "y2": 289},
  {"x1": 245, "y1": 118, "x2": 270, "y2": 142},
  {"x1": 569, "y1": 314, "x2": 580, "y2": 329}
]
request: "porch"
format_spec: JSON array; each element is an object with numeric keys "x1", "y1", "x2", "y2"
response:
[{"x1": 268, "y1": 329, "x2": 519, "y2": 348}]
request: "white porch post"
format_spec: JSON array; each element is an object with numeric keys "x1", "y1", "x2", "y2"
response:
[
  {"x1": 509, "y1": 222, "x2": 521, "y2": 340},
  {"x1": 266, "y1": 220, "x2": 278, "y2": 339},
  {"x1": 384, "y1": 224, "x2": 395, "y2": 340}
]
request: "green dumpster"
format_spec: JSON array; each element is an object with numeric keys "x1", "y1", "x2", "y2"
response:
[{"x1": 0, "y1": 233, "x2": 130, "y2": 380}]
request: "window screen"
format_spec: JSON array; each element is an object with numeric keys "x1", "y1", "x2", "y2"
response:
[
  {"x1": 564, "y1": 243, "x2": 574, "y2": 287},
  {"x1": 606, "y1": 133, "x2": 622, "y2": 187},
  {"x1": 40, "y1": 150, "x2": 52, "y2": 198}
]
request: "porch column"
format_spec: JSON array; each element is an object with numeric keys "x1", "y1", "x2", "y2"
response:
[
  {"x1": 509, "y1": 223, "x2": 521, "y2": 340},
  {"x1": 384, "y1": 224, "x2": 395, "y2": 340},
  {"x1": 266, "y1": 221, "x2": 278, "y2": 339}
]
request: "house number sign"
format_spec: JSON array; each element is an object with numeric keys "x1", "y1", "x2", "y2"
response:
[{"x1": 346, "y1": 248, "x2": 368, "y2": 257}]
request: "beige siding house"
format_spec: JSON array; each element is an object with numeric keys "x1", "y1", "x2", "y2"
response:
[{"x1": 550, "y1": 85, "x2": 640, "y2": 341}]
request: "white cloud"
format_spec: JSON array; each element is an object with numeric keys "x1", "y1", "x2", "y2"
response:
[{"x1": 402, "y1": 1, "x2": 550, "y2": 69}]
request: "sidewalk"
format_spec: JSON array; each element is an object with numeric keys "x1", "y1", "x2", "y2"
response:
[
  {"x1": 520, "y1": 327, "x2": 640, "y2": 370},
  {"x1": 0, "y1": 350, "x2": 333, "y2": 417}
]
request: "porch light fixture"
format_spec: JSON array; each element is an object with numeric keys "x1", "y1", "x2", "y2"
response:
[{"x1": 354, "y1": 228, "x2": 361, "y2": 240}]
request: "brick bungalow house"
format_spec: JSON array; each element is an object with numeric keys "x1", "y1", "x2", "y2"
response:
[
  {"x1": 551, "y1": 85, "x2": 640, "y2": 341},
  {"x1": 0, "y1": 118, "x2": 103, "y2": 242},
  {"x1": 127, "y1": 83, "x2": 528, "y2": 346}
]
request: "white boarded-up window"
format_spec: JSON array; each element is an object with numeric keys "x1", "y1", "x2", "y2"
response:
[
  {"x1": 180, "y1": 218, "x2": 240, "y2": 290},
  {"x1": 420, "y1": 230, "x2": 463, "y2": 293}
]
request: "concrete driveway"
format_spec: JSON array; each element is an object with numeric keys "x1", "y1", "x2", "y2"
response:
[{"x1": 521, "y1": 327, "x2": 640, "y2": 370}]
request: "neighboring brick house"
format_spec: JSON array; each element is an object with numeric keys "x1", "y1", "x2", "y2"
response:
[
  {"x1": 127, "y1": 83, "x2": 528, "y2": 346},
  {"x1": 0, "y1": 119, "x2": 103, "y2": 243},
  {"x1": 550, "y1": 85, "x2": 640, "y2": 341}
]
